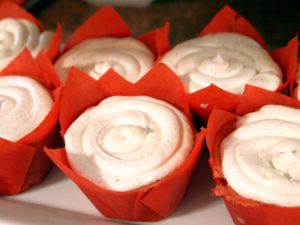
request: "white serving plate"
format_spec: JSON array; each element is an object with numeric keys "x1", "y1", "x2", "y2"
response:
[{"x1": 0, "y1": 153, "x2": 232, "y2": 225}]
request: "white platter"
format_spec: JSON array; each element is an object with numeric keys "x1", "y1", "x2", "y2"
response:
[{"x1": 0, "y1": 153, "x2": 233, "y2": 225}]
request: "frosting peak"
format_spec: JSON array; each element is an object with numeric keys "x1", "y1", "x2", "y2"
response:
[
  {"x1": 198, "y1": 54, "x2": 231, "y2": 76},
  {"x1": 82, "y1": 61, "x2": 126, "y2": 80}
]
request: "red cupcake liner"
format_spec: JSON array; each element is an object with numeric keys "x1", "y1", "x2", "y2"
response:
[
  {"x1": 0, "y1": 49, "x2": 62, "y2": 195},
  {"x1": 206, "y1": 85, "x2": 300, "y2": 225},
  {"x1": 0, "y1": 0, "x2": 62, "y2": 62},
  {"x1": 45, "y1": 63, "x2": 206, "y2": 221},
  {"x1": 288, "y1": 55, "x2": 300, "y2": 99},
  {"x1": 62, "y1": 6, "x2": 169, "y2": 62},
  {"x1": 183, "y1": 5, "x2": 299, "y2": 119},
  {"x1": 6, "y1": 0, "x2": 25, "y2": 5}
]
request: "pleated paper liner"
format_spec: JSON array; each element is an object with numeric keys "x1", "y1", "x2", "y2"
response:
[
  {"x1": 0, "y1": 0, "x2": 62, "y2": 62},
  {"x1": 206, "y1": 86, "x2": 300, "y2": 225},
  {"x1": 61, "y1": 5, "x2": 169, "y2": 65},
  {"x1": 45, "y1": 63, "x2": 206, "y2": 221},
  {"x1": 182, "y1": 5, "x2": 299, "y2": 120},
  {"x1": 0, "y1": 49, "x2": 62, "y2": 195}
]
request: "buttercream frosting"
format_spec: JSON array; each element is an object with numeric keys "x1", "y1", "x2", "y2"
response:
[
  {"x1": 0, "y1": 18, "x2": 54, "y2": 70},
  {"x1": 0, "y1": 75, "x2": 53, "y2": 141},
  {"x1": 221, "y1": 105, "x2": 300, "y2": 206},
  {"x1": 55, "y1": 37, "x2": 155, "y2": 83},
  {"x1": 161, "y1": 33, "x2": 282, "y2": 94},
  {"x1": 64, "y1": 96, "x2": 194, "y2": 192}
]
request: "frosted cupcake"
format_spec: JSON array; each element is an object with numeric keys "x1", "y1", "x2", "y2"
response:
[
  {"x1": 167, "y1": 5, "x2": 298, "y2": 120},
  {"x1": 45, "y1": 64, "x2": 205, "y2": 221},
  {"x1": 206, "y1": 86, "x2": 300, "y2": 225}
]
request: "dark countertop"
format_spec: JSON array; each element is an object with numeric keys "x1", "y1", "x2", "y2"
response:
[{"x1": 28, "y1": 0, "x2": 299, "y2": 50}]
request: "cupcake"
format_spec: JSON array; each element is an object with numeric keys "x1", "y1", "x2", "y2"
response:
[
  {"x1": 0, "y1": 49, "x2": 61, "y2": 195},
  {"x1": 206, "y1": 86, "x2": 300, "y2": 225},
  {"x1": 161, "y1": 5, "x2": 298, "y2": 119},
  {"x1": 54, "y1": 6, "x2": 169, "y2": 84},
  {"x1": 0, "y1": 0, "x2": 62, "y2": 69},
  {"x1": 45, "y1": 63, "x2": 206, "y2": 221}
]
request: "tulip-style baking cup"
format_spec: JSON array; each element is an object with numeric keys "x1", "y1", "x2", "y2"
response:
[
  {"x1": 0, "y1": 0, "x2": 62, "y2": 62},
  {"x1": 57, "y1": 5, "x2": 169, "y2": 81},
  {"x1": 171, "y1": 5, "x2": 298, "y2": 120},
  {"x1": 0, "y1": 49, "x2": 62, "y2": 195},
  {"x1": 45, "y1": 63, "x2": 206, "y2": 221},
  {"x1": 206, "y1": 85, "x2": 300, "y2": 225}
]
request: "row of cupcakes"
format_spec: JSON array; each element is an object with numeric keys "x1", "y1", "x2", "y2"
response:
[{"x1": 0, "y1": 0, "x2": 299, "y2": 224}]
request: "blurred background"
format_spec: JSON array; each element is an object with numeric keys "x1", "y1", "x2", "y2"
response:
[{"x1": 24, "y1": 0, "x2": 300, "y2": 50}]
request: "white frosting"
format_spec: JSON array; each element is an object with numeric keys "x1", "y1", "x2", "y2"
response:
[
  {"x1": 161, "y1": 33, "x2": 282, "y2": 94},
  {"x1": 55, "y1": 38, "x2": 155, "y2": 83},
  {"x1": 64, "y1": 96, "x2": 193, "y2": 192},
  {"x1": 0, "y1": 18, "x2": 54, "y2": 70},
  {"x1": 221, "y1": 105, "x2": 300, "y2": 206},
  {"x1": 0, "y1": 75, "x2": 53, "y2": 142},
  {"x1": 294, "y1": 62, "x2": 300, "y2": 100}
]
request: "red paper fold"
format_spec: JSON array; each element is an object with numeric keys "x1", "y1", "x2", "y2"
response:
[
  {"x1": 281, "y1": 36, "x2": 299, "y2": 98},
  {"x1": 0, "y1": 0, "x2": 42, "y2": 29},
  {"x1": 62, "y1": 6, "x2": 169, "y2": 61},
  {"x1": 138, "y1": 22, "x2": 170, "y2": 59},
  {"x1": 206, "y1": 86, "x2": 300, "y2": 225},
  {"x1": 184, "y1": 5, "x2": 298, "y2": 119},
  {"x1": 8, "y1": 0, "x2": 25, "y2": 5},
  {"x1": 272, "y1": 35, "x2": 299, "y2": 94},
  {"x1": 0, "y1": 0, "x2": 62, "y2": 62},
  {"x1": 0, "y1": 49, "x2": 62, "y2": 195},
  {"x1": 45, "y1": 63, "x2": 206, "y2": 221},
  {"x1": 199, "y1": 5, "x2": 266, "y2": 48}
]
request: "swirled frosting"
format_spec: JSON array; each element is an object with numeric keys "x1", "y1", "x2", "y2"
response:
[
  {"x1": 55, "y1": 38, "x2": 155, "y2": 83},
  {"x1": 0, "y1": 75, "x2": 53, "y2": 142},
  {"x1": 0, "y1": 18, "x2": 54, "y2": 70},
  {"x1": 221, "y1": 105, "x2": 300, "y2": 206},
  {"x1": 161, "y1": 33, "x2": 282, "y2": 94},
  {"x1": 64, "y1": 96, "x2": 194, "y2": 191},
  {"x1": 294, "y1": 62, "x2": 300, "y2": 100}
]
